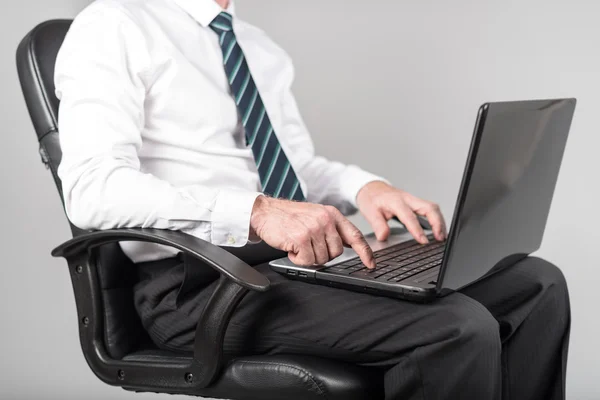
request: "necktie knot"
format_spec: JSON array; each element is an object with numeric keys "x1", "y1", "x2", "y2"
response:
[{"x1": 209, "y1": 12, "x2": 234, "y2": 33}]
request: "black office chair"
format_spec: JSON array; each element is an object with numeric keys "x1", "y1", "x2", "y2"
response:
[{"x1": 16, "y1": 20, "x2": 384, "y2": 400}]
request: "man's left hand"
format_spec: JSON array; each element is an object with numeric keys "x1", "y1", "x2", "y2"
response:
[{"x1": 356, "y1": 181, "x2": 447, "y2": 244}]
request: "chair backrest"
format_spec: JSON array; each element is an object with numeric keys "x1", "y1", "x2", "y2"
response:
[
  {"x1": 16, "y1": 19, "x2": 150, "y2": 359},
  {"x1": 16, "y1": 20, "x2": 69, "y2": 209}
]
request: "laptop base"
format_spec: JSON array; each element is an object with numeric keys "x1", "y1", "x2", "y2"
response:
[{"x1": 282, "y1": 271, "x2": 439, "y2": 302}]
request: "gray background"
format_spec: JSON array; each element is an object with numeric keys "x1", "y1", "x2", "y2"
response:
[{"x1": 1, "y1": 0, "x2": 598, "y2": 399}]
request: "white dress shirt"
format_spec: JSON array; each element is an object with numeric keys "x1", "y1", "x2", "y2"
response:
[{"x1": 55, "y1": 0, "x2": 385, "y2": 263}]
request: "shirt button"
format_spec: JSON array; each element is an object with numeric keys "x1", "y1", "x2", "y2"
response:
[{"x1": 227, "y1": 235, "x2": 236, "y2": 245}]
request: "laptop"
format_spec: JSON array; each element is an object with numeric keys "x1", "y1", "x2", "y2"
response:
[{"x1": 270, "y1": 99, "x2": 576, "y2": 302}]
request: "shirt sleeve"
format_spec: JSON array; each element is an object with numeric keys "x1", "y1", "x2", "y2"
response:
[
  {"x1": 277, "y1": 67, "x2": 388, "y2": 215},
  {"x1": 55, "y1": 5, "x2": 261, "y2": 247}
]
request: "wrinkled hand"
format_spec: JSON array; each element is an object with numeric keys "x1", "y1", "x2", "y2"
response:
[
  {"x1": 250, "y1": 196, "x2": 376, "y2": 268},
  {"x1": 356, "y1": 181, "x2": 447, "y2": 244}
]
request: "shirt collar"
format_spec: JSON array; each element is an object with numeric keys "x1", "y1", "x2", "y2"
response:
[{"x1": 172, "y1": 0, "x2": 236, "y2": 27}]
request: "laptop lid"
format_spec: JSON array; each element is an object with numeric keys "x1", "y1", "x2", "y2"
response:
[{"x1": 437, "y1": 99, "x2": 576, "y2": 292}]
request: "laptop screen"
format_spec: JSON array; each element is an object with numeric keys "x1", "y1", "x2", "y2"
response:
[{"x1": 438, "y1": 99, "x2": 576, "y2": 292}]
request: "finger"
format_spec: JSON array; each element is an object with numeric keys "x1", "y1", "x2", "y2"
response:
[
  {"x1": 312, "y1": 236, "x2": 330, "y2": 265},
  {"x1": 362, "y1": 207, "x2": 391, "y2": 241},
  {"x1": 333, "y1": 212, "x2": 376, "y2": 269},
  {"x1": 306, "y1": 208, "x2": 331, "y2": 265},
  {"x1": 288, "y1": 233, "x2": 315, "y2": 266},
  {"x1": 294, "y1": 210, "x2": 330, "y2": 264},
  {"x1": 405, "y1": 196, "x2": 447, "y2": 241},
  {"x1": 288, "y1": 248, "x2": 315, "y2": 266},
  {"x1": 417, "y1": 204, "x2": 446, "y2": 241},
  {"x1": 323, "y1": 222, "x2": 344, "y2": 260},
  {"x1": 394, "y1": 204, "x2": 428, "y2": 244}
]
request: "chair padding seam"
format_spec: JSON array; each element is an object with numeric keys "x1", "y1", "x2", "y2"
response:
[
  {"x1": 40, "y1": 127, "x2": 58, "y2": 141},
  {"x1": 234, "y1": 360, "x2": 328, "y2": 398},
  {"x1": 124, "y1": 355, "x2": 191, "y2": 362}
]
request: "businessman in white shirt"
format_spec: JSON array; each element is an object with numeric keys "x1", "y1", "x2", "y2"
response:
[{"x1": 55, "y1": 0, "x2": 571, "y2": 399}]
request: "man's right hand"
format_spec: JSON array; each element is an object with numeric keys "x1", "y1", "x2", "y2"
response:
[{"x1": 250, "y1": 196, "x2": 377, "y2": 269}]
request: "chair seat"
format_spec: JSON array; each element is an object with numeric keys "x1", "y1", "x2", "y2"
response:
[{"x1": 124, "y1": 350, "x2": 384, "y2": 400}]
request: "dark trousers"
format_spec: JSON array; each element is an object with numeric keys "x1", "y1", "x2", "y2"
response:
[{"x1": 133, "y1": 254, "x2": 570, "y2": 400}]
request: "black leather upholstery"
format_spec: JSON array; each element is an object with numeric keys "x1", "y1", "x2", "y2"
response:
[
  {"x1": 16, "y1": 19, "x2": 148, "y2": 359},
  {"x1": 16, "y1": 19, "x2": 82, "y2": 233},
  {"x1": 124, "y1": 351, "x2": 384, "y2": 400},
  {"x1": 16, "y1": 19, "x2": 64, "y2": 140},
  {"x1": 17, "y1": 20, "x2": 63, "y2": 191},
  {"x1": 17, "y1": 19, "x2": 384, "y2": 400},
  {"x1": 96, "y1": 242, "x2": 152, "y2": 360}
]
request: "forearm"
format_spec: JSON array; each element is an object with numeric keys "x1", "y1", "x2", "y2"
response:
[{"x1": 61, "y1": 158, "x2": 261, "y2": 247}]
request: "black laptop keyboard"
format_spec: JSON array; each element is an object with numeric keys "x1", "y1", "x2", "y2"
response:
[{"x1": 322, "y1": 235, "x2": 445, "y2": 283}]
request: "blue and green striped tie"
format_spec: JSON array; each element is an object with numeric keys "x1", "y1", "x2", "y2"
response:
[{"x1": 210, "y1": 12, "x2": 306, "y2": 201}]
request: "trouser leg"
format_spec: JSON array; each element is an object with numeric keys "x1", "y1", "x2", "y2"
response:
[
  {"x1": 133, "y1": 255, "x2": 570, "y2": 399},
  {"x1": 461, "y1": 257, "x2": 571, "y2": 400},
  {"x1": 135, "y1": 255, "x2": 501, "y2": 400}
]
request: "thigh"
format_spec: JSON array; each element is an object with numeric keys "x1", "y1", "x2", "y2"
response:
[
  {"x1": 459, "y1": 256, "x2": 570, "y2": 342},
  {"x1": 223, "y1": 263, "x2": 498, "y2": 366}
]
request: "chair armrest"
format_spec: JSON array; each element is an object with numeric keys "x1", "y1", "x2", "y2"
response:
[
  {"x1": 51, "y1": 227, "x2": 270, "y2": 390},
  {"x1": 191, "y1": 275, "x2": 249, "y2": 387},
  {"x1": 51, "y1": 228, "x2": 270, "y2": 292}
]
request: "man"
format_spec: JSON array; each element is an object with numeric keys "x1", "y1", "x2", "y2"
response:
[{"x1": 54, "y1": 0, "x2": 570, "y2": 399}]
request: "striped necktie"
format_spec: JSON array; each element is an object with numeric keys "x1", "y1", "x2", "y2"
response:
[{"x1": 209, "y1": 12, "x2": 306, "y2": 201}]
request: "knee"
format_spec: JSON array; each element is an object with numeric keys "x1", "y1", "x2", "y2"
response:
[
  {"x1": 521, "y1": 258, "x2": 571, "y2": 325},
  {"x1": 448, "y1": 296, "x2": 501, "y2": 354},
  {"x1": 520, "y1": 257, "x2": 570, "y2": 300},
  {"x1": 528, "y1": 256, "x2": 566, "y2": 281}
]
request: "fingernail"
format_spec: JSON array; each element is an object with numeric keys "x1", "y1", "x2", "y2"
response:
[{"x1": 420, "y1": 235, "x2": 429, "y2": 244}]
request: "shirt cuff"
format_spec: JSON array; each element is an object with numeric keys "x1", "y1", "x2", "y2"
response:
[
  {"x1": 338, "y1": 165, "x2": 390, "y2": 208},
  {"x1": 210, "y1": 189, "x2": 262, "y2": 247}
]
